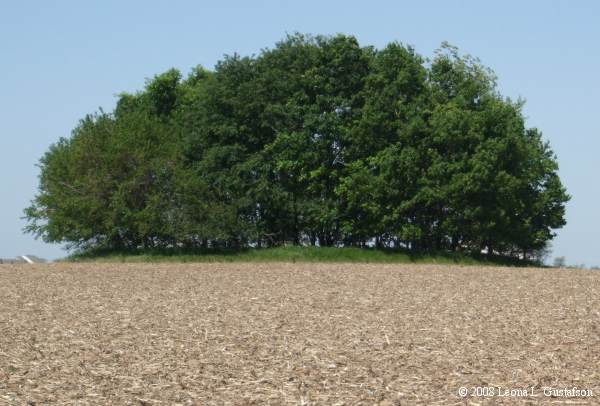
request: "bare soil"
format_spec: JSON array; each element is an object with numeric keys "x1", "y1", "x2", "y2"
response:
[{"x1": 1, "y1": 263, "x2": 599, "y2": 405}]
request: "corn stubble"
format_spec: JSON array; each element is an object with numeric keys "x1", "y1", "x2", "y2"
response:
[{"x1": 1, "y1": 263, "x2": 598, "y2": 405}]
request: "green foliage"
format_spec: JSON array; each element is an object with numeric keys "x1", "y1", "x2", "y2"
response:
[
  {"x1": 66, "y1": 246, "x2": 536, "y2": 267},
  {"x1": 25, "y1": 34, "x2": 569, "y2": 260}
]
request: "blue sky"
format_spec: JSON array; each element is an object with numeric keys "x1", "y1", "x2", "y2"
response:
[{"x1": 1, "y1": 1, "x2": 598, "y2": 264}]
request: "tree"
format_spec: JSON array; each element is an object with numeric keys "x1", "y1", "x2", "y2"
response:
[
  {"x1": 25, "y1": 34, "x2": 570, "y2": 258},
  {"x1": 553, "y1": 257, "x2": 566, "y2": 267}
]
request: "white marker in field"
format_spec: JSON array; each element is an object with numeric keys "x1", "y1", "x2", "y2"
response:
[{"x1": 21, "y1": 255, "x2": 35, "y2": 264}]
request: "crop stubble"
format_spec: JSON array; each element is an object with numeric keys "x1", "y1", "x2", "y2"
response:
[{"x1": 1, "y1": 263, "x2": 599, "y2": 405}]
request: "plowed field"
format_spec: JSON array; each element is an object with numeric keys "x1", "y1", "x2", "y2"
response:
[{"x1": 1, "y1": 263, "x2": 599, "y2": 405}]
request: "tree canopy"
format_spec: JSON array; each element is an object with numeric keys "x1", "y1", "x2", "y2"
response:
[{"x1": 25, "y1": 34, "x2": 569, "y2": 259}]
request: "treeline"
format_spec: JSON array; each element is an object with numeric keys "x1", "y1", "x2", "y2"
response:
[{"x1": 25, "y1": 34, "x2": 569, "y2": 258}]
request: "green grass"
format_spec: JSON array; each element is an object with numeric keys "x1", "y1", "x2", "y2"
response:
[{"x1": 66, "y1": 246, "x2": 537, "y2": 266}]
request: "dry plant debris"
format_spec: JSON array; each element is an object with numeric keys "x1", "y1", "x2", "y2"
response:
[{"x1": 1, "y1": 263, "x2": 599, "y2": 405}]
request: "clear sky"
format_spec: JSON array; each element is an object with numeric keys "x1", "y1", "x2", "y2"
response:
[{"x1": 1, "y1": 1, "x2": 598, "y2": 264}]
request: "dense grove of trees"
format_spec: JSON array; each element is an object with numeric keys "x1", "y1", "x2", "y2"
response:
[{"x1": 25, "y1": 34, "x2": 569, "y2": 258}]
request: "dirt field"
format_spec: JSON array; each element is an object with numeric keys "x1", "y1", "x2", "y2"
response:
[{"x1": 1, "y1": 263, "x2": 599, "y2": 405}]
